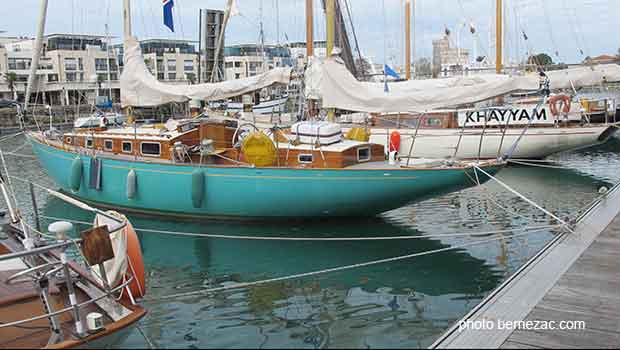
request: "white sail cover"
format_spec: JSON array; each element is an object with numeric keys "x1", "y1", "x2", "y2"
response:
[
  {"x1": 121, "y1": 37, "x2": 292, "y2": 107},
  {"x1": 306, "y1": 57, "x2": 620, "y2": 113},
  {"x1": 545, "y1": 65, "x2": 620, "y2": 90}
]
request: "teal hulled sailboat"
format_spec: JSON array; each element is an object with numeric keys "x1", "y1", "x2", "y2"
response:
[{"x1": 26, "y1": 0, "x2": 503, "y2": 219}]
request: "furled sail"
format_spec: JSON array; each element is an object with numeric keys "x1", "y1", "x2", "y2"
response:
[
  {"x1": 121, "y1": 36, "x2": 292, "y2": 107},
  {"x1": 306, "y1": 57, "x2": 620, "y2": 113}
]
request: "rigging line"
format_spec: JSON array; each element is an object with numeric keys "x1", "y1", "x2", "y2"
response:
[
  {"x1": 147, "y1": 227, "x2": 560, "y2": 302},
  {"x1": 540, "y1": 0, "x2": 561, "y2": 60},
  {"x1": 36, "y1": 215, "x2": 560, "y2": 241}
]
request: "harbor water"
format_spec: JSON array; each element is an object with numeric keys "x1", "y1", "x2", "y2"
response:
[{"x1": 1, "y1": 134, "x2": 619, "y2": 348}]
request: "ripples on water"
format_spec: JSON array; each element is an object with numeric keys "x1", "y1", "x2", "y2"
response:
[{"x1": 1, "y1": 135, "x2": 619, "y2": 348}]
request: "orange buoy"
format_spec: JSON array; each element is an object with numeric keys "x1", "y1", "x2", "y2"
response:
[
  {"x1": 389, "y1": 131, "x2": 401, "y2": 153},
  {"x1": 123, "y1": 219, "x2": 146, "y2": 300}
]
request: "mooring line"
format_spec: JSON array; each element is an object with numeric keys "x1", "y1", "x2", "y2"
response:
[
  {"x1": 146, "y1": 228, "x2": 559, "y2": 302},
  {"x1": 37, "y1": 214, "x2": 560, "y2": 242},
  {"x1": 474, "y1": 165, "x2": 572, "y2": 230}
]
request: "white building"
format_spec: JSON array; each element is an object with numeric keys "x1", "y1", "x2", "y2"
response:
[
  {"x1": 0, "y1": 34, "x2": 200, "y2": 106},
  {"x1": 1, "y1": 34, "x2": 120, "y2": 105},
  {"x1": 223, "y1": 44, "x2": 294, "y2": 81}
]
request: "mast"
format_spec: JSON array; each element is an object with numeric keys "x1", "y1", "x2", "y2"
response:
[
  {"x1": 106, "y1": 23, "x2": 113, "y2": 104},
  {"x1": 25, "y1": 0, "x2": 49, "y2": 111},
  {"x1": 495, "y1": 0, "x2": 503, "y2": 74},
  {"x1": 306, "y1": 0, "x2": 314, "y2": 57},
  {"x1": 326, "y1": 0, "x2": 335, "y2": 121},
  {"x1": 405, "y1": 0, "x2": 412, "y2": 80},
  {"x1": 123, "y1": 0, "x2": 133, "y2": 39},
  {"x1": 326, "y1": 0, "x2": 335, "y2": 58}
]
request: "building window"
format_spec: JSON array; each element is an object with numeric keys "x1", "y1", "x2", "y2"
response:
[
  {"x1": 235, "y1": 73, "x2": 241, "y2": 79},
  {"x1": 47, "y1": 74, "x2": 59, "y2": 82},
  {"x1": 95, "y1": 58, "x2": 108, "y2": 71},
  {"x1": 66, "y1": 72, "x2": 77, "y2": 82},
  {"x1": 235, "y1": 62, "x2": 241, "y2": 68},
  {"x1": 64, "y1": 58, "x2": 78, "y2": 71},
  {"x1": 104, "y1": 140, "x2": 113, "y2": 151},
  {"x1": 122, "y1": 141, "x2": 133, "y2": 153},
  {"x1": 167, "y1": 59, "x2": 176, "y2": 72},
  {"x1": 168, "y1": 73, "x2": 176, "y2": 81},
  {"x1": 157, "y1": 73, "x2": 165, "y2": 81},
  {"x1": 225, "y1": 62, "x2": 233, "y2": 68},
  {"x1": 298, "y1": 154, "x2": 313, "y2": 164},
  {"x1": 8, "y1": 58, "x2": 32, "y2": 70},
  {"x1": 86, "y1": 137, "x2": 94, "y2": 148},
  {"x1": 357, "y1": 147, "x2": 371, "y2": 162},
  {"x1": 184, "y1": 60, "x2": 194, "y2": 72},
  {"x1": 140, "y1": 142, "x2": 161, "y2": 157}
]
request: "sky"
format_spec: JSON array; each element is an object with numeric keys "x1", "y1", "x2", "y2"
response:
[{"x1": 2, "y1": 0, "x2": 619, "y2": 65}]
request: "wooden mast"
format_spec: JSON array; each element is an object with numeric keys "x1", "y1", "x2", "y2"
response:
[
  {"x1": 306, "y1": 0, "x2": 314, "y2": 57},
  {"x1": 495, "y1": 0, "x2": 503, "y2": 74},
  {"x1": 326, "y1": 0, "x2": 335, "y2": 57},
  {"x1": 405, "y1": 0, "x2": 412, "y2": 80},
  {"x1": 326, "y1": 0, "x2": 335, "y2": 121}
]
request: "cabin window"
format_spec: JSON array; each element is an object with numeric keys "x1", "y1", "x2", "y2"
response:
[
  {"x1": 122, "y1": 141, "x2": 133, "y2": 153},
  {"x1": 426, "y1": 118, "x2": 443, "y2": 127},
  {"x1": 104, "y1": 140, "x2": 113, "y2": 151},
  {"x1": 141, "y1": 142, "x2": 161, "y2": 157},
  {"x1": 86, "y1": 137, "x2": 94, "y2": 148},
  {"x1": 65, "y1": 136, "x2": 72, "y2": 144},
  {"x1": 298, "y1": 154, "x2": 314, "y2": 164},
  {"x1": 357, "y1": 147, "x2": 371, "y2": 162}
]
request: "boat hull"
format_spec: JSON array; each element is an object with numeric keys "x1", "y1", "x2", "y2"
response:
[
  {"x1": 29, "y1": 136, "x2": 501, "y2": 219},
  {"x1": 365, "y1": 125, "x2": 617, "y2": 160}
]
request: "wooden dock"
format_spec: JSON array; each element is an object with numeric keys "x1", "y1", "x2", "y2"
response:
[{"x1": 431, "y1": 183, "x2": 620, "y2": 349}]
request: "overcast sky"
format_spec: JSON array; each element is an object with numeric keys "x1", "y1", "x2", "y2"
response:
[{"x1": 2, "y1": 0, "x2": 619, "y2": 65}]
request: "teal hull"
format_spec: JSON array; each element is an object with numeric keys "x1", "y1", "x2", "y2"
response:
[{"x1": 29, "y1": 136, "x2": 501, "y2": 218}]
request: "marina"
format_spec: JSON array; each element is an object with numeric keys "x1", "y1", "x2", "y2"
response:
[{"x1": 1, "y1": 0, "x2": 620, "y2": 348}]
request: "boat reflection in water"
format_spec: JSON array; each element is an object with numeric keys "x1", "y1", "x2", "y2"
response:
[{"x1": 41, "y1": 198, "x2": 503, "y2": 348}]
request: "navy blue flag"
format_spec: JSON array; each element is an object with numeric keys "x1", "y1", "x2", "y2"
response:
[{"x1": 163, "y1": 0, "x2": 175, "y2": 32}]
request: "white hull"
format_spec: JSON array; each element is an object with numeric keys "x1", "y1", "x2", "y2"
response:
[
  {"x1": 227, "y1": 96, "x2": 289, "y2": 115},
  {"x1": 365, "y1": 126, "x2": 616, "y2": 160}
]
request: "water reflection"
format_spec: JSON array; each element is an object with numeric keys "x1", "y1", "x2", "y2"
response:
[{"x1": 42, "y1": 197, "x2": 502, "y2": 348}]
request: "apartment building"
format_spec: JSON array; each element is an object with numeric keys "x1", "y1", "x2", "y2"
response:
[
  {"x1": 0, "y1": 34, "x2": 200, "y2": 106},
  {"x1": 0, "y1": 34, "x2": 119, "y2": 105},
  {"x1": 223, "y1": 44, "x2": 294, "y2": 81}
]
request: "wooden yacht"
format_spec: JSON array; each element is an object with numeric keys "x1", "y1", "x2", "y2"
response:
[{"x1": 0, "y1": 176, "x2": 147, "y2": 348}]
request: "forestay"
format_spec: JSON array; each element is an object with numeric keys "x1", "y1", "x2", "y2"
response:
[
  {"x1": 306, "y1": 57, "x2": 620, "y2": 113},
  {"x1": 121, "y1": 37, "x2": 292, "y2": 107}
]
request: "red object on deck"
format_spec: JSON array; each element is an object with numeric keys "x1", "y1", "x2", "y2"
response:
[{"x1": 389, "y1": 131, "x2": 401, "y2": 153}]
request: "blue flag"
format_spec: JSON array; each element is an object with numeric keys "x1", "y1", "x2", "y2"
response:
[
  {"x1": 384, "y1": 64, "x2": 401, "y2": 80},
  {"x1": 163, "y1": 0, "x2": 175, "y2": 32},
  {"x1": 384, "y1": 64, "x2": 400, "y2": 93}
]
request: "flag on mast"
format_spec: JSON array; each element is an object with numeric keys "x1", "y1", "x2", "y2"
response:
[{"x1": 163, "y1": 0, "x2": 175, "y2": 32}]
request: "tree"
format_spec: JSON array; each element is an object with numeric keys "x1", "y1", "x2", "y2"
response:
[
  {"x1": 528, "y1": 53, "x2": 553, "y2": 67},
  {"x1": 2, "y1": 72, "x2": 17, "y2": 100}
]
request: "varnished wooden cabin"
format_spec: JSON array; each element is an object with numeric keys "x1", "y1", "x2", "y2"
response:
[{"x1": 60, "y1": 119, "x2": 385, "y2": 169}]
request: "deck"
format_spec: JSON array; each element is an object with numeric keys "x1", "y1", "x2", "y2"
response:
[{"x1": 431, "y1": 183, "x2": 620, "y2": 349}]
